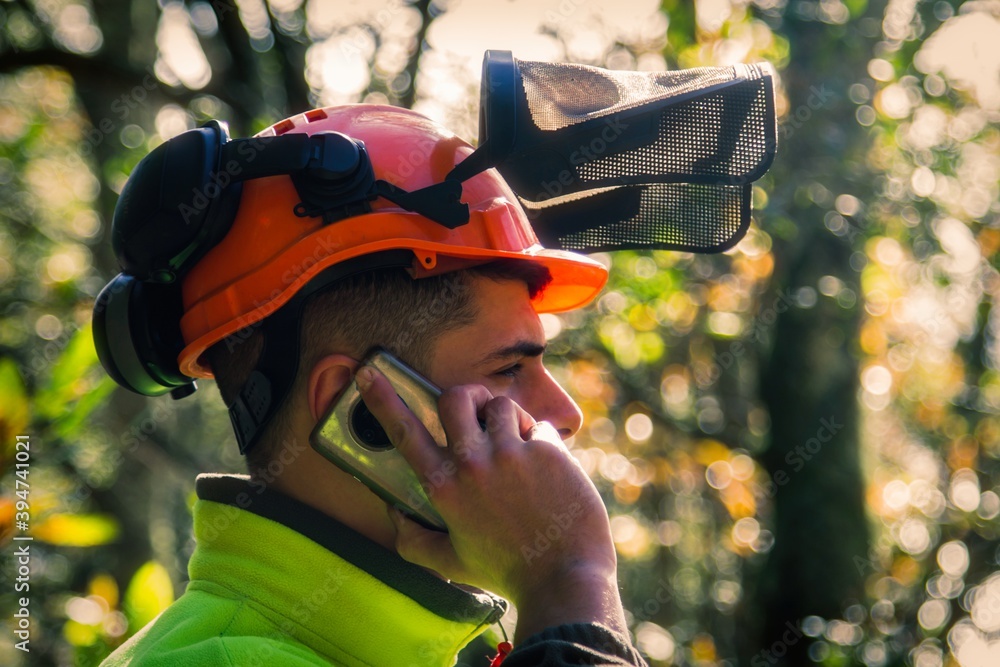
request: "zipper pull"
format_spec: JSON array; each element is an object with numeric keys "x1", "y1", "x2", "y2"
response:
[{"x1": 488, "y1": 641, "x2": 513, "y2": 666}]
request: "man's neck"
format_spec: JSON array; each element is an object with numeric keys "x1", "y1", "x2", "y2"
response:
[{"x1": 263, "y1": 445, "x2": 399, "y2": 550}]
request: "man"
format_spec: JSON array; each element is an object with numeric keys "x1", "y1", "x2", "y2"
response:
[{"x1": 97, "y1": 104, "x2": 646, "y2": 665}]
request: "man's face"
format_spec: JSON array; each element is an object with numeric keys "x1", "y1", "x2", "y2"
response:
[{"x1": 426, "y1": 275, "x2": 584, "y2": 439}]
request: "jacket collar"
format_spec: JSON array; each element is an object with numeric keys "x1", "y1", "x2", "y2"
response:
[{"x1": 191, "y1": 473, "x2": 507, "y2": 666}]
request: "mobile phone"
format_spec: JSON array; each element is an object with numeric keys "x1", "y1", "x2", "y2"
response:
[{"x1": 309, "y1": 349, "x2": 448, "y2": 531}]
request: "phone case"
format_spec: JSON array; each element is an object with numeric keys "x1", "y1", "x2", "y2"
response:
[{"x1": 309, "y1": 349, "x2": 448, "y2": 530}]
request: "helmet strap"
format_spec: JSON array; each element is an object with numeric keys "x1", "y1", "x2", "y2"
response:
[
  {"x1": 373, "y1": 179, "x2": 469, "y2": 229},
  {"x1": 228, "y1": 300, "x2": 304, "y2": 456}
]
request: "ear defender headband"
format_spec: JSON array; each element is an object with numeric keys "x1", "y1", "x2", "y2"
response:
[{"x1": 93, "y1": 119, "x2": 471, "y2": 402}]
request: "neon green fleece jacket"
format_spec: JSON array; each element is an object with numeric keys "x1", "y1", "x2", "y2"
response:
[{"x1": 102, "y1": 474, "x2": 646, "y2": 667}]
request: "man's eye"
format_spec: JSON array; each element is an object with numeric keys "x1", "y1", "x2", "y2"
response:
[{"x1": 495, "y1": 363, "x2": 523, "y2": 379}]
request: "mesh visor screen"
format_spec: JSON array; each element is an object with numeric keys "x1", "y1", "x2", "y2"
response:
[
  {"x1": 575, "y1": 77, "x2": 771, "y2": 183},
  {"x1": 522, "y1": 183, "x2": 750, "y2": 254},
  {"x1": 487, "y1": 56, "x2": 776, "y2": 254},
  {"x1": 519, "y1": 62, "x2": 748, "y2": 131}
]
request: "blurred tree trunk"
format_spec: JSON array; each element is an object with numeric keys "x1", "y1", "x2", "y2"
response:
[{"x1": 741, "y1": 1, "x2": 886, "y2": 662}]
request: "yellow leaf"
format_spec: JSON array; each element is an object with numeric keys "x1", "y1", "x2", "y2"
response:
[
  {"x1": 693, "y1": 439, "x2": 731, "y2": 467},
  {"x1": 124, "y1": 562, "x2": 175, "y2": 632},
  {"x1": 88, "y1": 573, "x2": 120, "y2": 610},
  {"x1": 0, "y1": 498, "x2": 14, "y2": 547},
  {"x1": 63, "y1": 619, "x2": 99, "y2": 647},
  {"x1": 34, "y1": 513, "x2": 119, "y2": 546}
]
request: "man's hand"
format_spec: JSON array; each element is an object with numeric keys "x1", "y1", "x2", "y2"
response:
[{"x1": 355, "y1": 365, "x2": 627, "y2": 642}]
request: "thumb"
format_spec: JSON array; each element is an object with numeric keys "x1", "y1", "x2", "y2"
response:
[{"x1": 387, "y1": 506, "x2": 466, "y2": 580}]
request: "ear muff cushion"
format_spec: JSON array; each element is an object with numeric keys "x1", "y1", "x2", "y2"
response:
[
  {"x1": 93, "y1": 274, "x2": 138, "y2": 391},
  {"x1": 93, "y1": 274, "x2": 191, "y2": 396}
]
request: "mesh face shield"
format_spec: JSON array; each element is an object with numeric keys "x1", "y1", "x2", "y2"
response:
[{"x1": 452, "y1": 51, "x2": 777, "y2": 254}]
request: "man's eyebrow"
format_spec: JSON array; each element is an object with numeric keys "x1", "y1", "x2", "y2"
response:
[{"x1": 476, "y1": 341, "x2": 547, "y2": 366}]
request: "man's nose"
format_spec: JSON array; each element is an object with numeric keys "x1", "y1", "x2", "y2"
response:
[{"x1": 533, "y1": 368, "x2": 584, "y2": 439}]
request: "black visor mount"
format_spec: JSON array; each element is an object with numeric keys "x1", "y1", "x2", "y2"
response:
[{"x1": 451, "y1": 50, "x2": 777, "y2": 253}]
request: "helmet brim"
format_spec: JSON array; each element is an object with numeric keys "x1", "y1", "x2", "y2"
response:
[{"x1": 178, "y1": 240, "x2": 607, "y2": 379}]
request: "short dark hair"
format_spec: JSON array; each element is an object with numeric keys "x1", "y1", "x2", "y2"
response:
[{"x1": 207, "y1": 259, "x2": 552, "y2": 474}]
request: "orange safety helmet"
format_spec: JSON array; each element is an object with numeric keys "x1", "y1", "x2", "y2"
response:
[{"x1": 177, "y1": 105, "x2": 608, "y2": 379}]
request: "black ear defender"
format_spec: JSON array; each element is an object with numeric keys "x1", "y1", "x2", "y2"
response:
[
  {"x1": 111, "y1": 120, "x2": 244, "y2": 284},
  {"x1": 93, "y1": 119, "x2": 248, "y2": 400},
  {"x1": 92, "y1": 274, "x2": 196, "y2": 399}
]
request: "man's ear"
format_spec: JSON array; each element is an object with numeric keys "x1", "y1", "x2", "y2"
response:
[{"x1": 308, "y1": 354, "x2": 360, "y2": 422}]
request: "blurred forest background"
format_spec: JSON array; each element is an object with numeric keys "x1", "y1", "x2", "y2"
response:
[{"x1": 1, "y1": 0, "x2": 999, "y2": 665}]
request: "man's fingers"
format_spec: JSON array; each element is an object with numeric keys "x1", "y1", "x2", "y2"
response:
[
  {"x1": 437, "y1": 389, "x2": 540, "y2": 456},
  {"x1": 504, "y1": 398, "x2": 542, "y2": 441},
  {"x1": 480, "y1": 396, "x2": 526, "y2": 443},
  {"x1": 356, "y1": 366, "x2": 443, "y2": 475},
  {"x1": 525, "y1": 420, "x2": 562, "y2": 446},
  {"x1": 437, "y1": 385, "x2": 494, "y2": 456},
  {"x1": 388, "y1": 506, "x2": 465, "y2": 579}
]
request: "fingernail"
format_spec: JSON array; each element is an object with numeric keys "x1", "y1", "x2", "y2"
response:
[{"x1": 356, "y1": 367, "x2": 374, "y2": 391}]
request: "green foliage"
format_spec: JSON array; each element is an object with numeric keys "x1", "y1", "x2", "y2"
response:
[
  {"x1": 1, "y1": 1, "x2": 999, "y2": 666},
  {"x1": 123, "y1": 562, "x2": 175, "y2": 632},
  {"x1": 34, "y1": 324, "x2": 115, "y2": 437},
  {"x1": 0, "y1": 358, "x2": 30, "y2": 452},
  {"x1": 34, "y1": 512, "x2": 119, "y2": 547}
]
